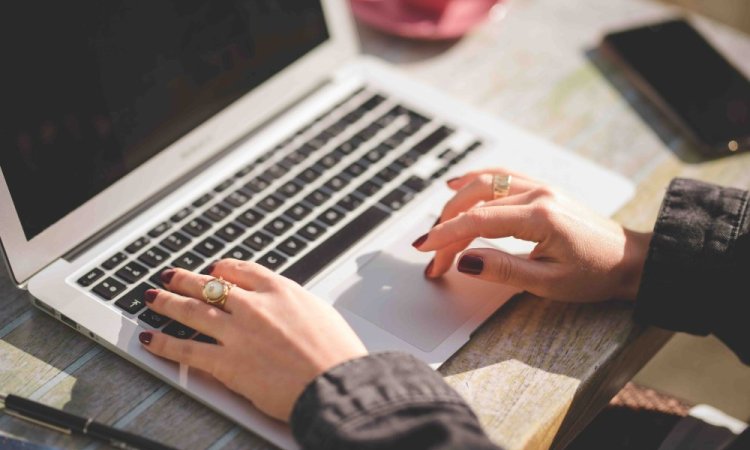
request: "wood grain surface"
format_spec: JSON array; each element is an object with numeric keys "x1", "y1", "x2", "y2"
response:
[{"x1": 1, "y1": 0, "x2": 749, "y2": 448}]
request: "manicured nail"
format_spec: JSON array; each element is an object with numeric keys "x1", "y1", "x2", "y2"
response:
[
  {"x1": 458, "y1": 255, "x2": 484, "y2": 275},
  {"x1": 412, "y1": 233, "x2": 429, "y2": 249},
  {"x1": 160, "y1": 269, "x2": 175, "y2": 284},
  {"x1": 204, "y1": 261, "x2": 217, "y2": 275},
  {"x1": 432, "y1": 217, "x2": 441, "y2": 227},
  {"x1": 424, "y1": 259, "x2": 435, "y2": 278},
  {"x1": 144, "y1": 289, "x2": 158, "y2": 303},
  {"x1": 446, "y1": 177, "x2": 460, "y2": 185},
  {"x1": 139, "y1": 332, "x2": 153, "y2": 345}
]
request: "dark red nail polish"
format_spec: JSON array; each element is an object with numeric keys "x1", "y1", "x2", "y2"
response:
[
  {"x1": 446, "y1": 177, "x2": 460, "y2": 185},
  {"x1": 205, "y1": 261, "x2": 217, "y2": 275},
  {"x1": 160, "y1": 269, "x2": 175, "y2": 284},
  {"x1": 458, "y1": 255, "x2": 484, "y2": 275},
  {"x1": 424, "y1": 259, "x2": 435, "y2": 278},
  {"x1": 144, "y1": 289, "x2": 158, "y2": 303},
  {"x1": 432, "y1": 217, "x2": 441, "y2": 227},
  {"x1": 412, "y1": 233, "x2": 429, "y2": 249},
  {"x1": 139, "y1": 332, "x2": 153, "y2": 345}
]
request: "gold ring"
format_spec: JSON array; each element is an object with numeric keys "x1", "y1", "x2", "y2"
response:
[
  {"x1": 202, "y1": 277, "x2": 234, "y2": 308},
  {"x1": 492, "y1": 174, "x2": 512, "y2": 200}
]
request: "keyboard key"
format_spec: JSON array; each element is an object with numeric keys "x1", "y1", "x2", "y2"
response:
[
  {"x1": 147, "y1": 222, "x2": 171, "y2": 238},
  {"x1": 298, "y1": 222, "x2": 326, "y2": 241},
  {"x1": 299, "y1": 167, "x2": 322, "y2": 183},
  {"x1": 182, "y1": 217, "x2": 212, "y2": 237},
  {"x1": 222, "y1": 245, "x2": 253, "y2": 261},
  {"x1": 257, "y1": 194, "x2": 284, "y2": 213},
  {"x1": 282, "y1": 207, "x2": 390, "y2": 284},
  {"x1": 264, "y1": 217, "x2": 293, "y2": 236},
  {"x1": 77, "y1": 268, "x2": 104, "y2": 287},
  {"x1": 125, "y1": 237, "x2": 150, "y2": 254},
  {"x1": 279, "y1": 236, "x2": 307, "y2": 256},
  {"x1": 317, "y1": 149, "x2": 344, "y2": 169},
  {"x1": 378, "y1": 164, "x2": 400, "y2": 182},
  {"x1": 114, "y1": 283, "x2": 151, "y2": 314},
  {"x1": 285, "y1": 202, "x2": 312, "y2": 221},
  {"x1": 204, "y1": 203, "x2": 232, "y2": 222},
  {"x1": 244, "y1": 231, "x2": 274, "y2": 251},
  {"x1": 404, "y1": 175, "x2": 427, "y2": 192},
  {"x1": 337, "y1": 141, "x2": 358, "y2": 155},
  {"x1": 305, "y1": 189, "x2": 330, "y2": 206},
  {"x1": 224, "y1": 189, "x2": 252, "y2": 207},
  {"x1": 279, "y1": 180, "x2": 303, "y2": 198},
  {"x1": 213, "y1": 179, "x2": 234, "y2": 193},
  {"x1": 139, "y1": 309, "x2": 170, "y2": 328},
  {"x1": 139, "y1": 247, "x2": 169, "y2": 268},
  {"x1": 345, "y1": 161, "x2": 367, "y2": 178},
  {"x1": 379, "y1": 188, "x2": 417, "y2": 211},
  {"x1": 234, "y1": 164, "x2": 255, "y2": 178},
  {"x1": 236, "y1": 208, "x2": 264, "y2": 227},
  {"x1": 172, "y1": 251, "x2": 205, "y2": 271},
  {"x1": 92, "y1": 277, "x2": 127, "y2": 301},
  {"x1": 412, "y1": 126, "x2": 452, "y2": 155},
  {"x1": 101, "y1": 252, "x2": 127, "y2": 270},
  {"x1": 163, "y1": 321, "x2": 195, "y2": 339},
  {"x1": 149, "y1": 266, "x2": 172, "y2": 288},
  {"x1": 338, "y1": 194, "x2": 363, "y2": 212},
  {"x1": 359, "y1": 124, "x2": 380, "y2": 141},
  {"x1": 267, "y1": 163, "x2": 287, "y2": 179},
  {"x1": 192, "y1": 193, "x2": 213, "y2": 208},
  {"x1": 195, "y1": 237, "x2": 225, "y2": 257},
  {"x1": 161, "y1": 232, "x2": 191, "y2": 252},
  {"x1": 193, "y1": 334, "x2": 218, "y2": 344},
  {"x1": 324, "y1": 176, "x2": 349, "y2": 191},
  {"x1": 115, "y1": 261, "x2": 149, "y2": 284},
  {"x1": 394, "y1": 150, "x2": 420, "y2": 169},
  {"x1": 256, "y1": 251, "x2": 287, "y2": 271},
  {"x1": 356, "y1": 180, "x2": 383, "y2": 197},
  {"x1": 170, "y1": 207, "x2": 193, "y2": 223},
  {"x1": 282, "y1": 150, "x2": 307, "y2": 167},
  {"x1": 318, "y1": 208, "x2": 345, "y2": 226},
  {"x1": 216, "y1": 222, "x2": 245, "y2": 242},
  {"x1": 245, "y1": 177, "x2": 270, "y2": 193}
]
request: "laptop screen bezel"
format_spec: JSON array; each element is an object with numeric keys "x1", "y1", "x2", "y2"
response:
[{"x1": 0, "y1": 0, "x2": 359, "y2": 285}]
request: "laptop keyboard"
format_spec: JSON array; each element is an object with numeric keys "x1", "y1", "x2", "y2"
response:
[{"x1": 73, "y1": 87, "x2": 482, "y2": 341}]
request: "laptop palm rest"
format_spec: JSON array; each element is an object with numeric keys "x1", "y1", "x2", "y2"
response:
[{"x1": 331, "y1": 215, "x2": 523, "y2": 352}]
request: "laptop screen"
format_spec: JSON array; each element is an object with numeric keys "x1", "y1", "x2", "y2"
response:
[{"x1": 1, "y1": 1, "x2": 328, "y2": 241}]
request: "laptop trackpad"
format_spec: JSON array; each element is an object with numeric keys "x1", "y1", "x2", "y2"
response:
[{"x1": 332, "y1": 217, "x2": 523, "y2": 352}]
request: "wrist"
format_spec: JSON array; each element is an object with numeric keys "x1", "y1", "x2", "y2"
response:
[{"x1": 618, "y1": 229, "x2": 653, "y2": 301}]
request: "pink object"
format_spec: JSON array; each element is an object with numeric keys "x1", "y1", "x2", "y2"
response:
[{"x1": 350, "y1": 0, "x2": 500, "y2": 40}]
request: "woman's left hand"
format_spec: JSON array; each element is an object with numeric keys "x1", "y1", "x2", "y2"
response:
[{"x1": 139, "y1": 260, "x2": 368, "y2": 422}]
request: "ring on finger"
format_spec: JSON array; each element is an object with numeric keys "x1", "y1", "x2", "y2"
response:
[
  {"x1": 492, "y1": 174, "x2": 512, "y2": 200},
  {"x1": 201, "y1": 277, "x2": 235, "y2": 308}
]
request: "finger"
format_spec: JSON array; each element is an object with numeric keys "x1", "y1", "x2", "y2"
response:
[
  {"x1": 428, "y1": 238, "x2": 472, "y2": 278},
  {"x1": 140, "y1": 330, "x2": 221, "y2": 373},
  {"x1": 447, "y1": 168, "x2": 541, "y2": 190},
  {"x1": 160, "y1": 268, "x2": 240, "y2": 313},
  {"x1": 414, "y1": 205, "x2": 543, "y2": 252},
  {"x1": 455, "y1": 248, "x2": 545, "y2": 290},
  {"x1": 208, "y1": 259, "x2": 277, "y2": 292},
  {"x1": 145, "y1": 289, "x2": 231, "y2": 339},
  {"x1": 438, "y1": 174, "x2": 538, "y2": 223}
]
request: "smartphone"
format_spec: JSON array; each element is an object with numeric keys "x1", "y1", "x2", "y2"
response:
[{"x1": 602, "y1": 19, "x2": 750, "y2": 156}]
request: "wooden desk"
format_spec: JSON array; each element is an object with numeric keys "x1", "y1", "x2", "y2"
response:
[{"x1": 2, "y1": 0, "x2": 749, "y2": 448}]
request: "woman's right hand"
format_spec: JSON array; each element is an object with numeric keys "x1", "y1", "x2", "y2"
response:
[{"x1": 413, "y1": 169, "x2": 652, "y2": 303}]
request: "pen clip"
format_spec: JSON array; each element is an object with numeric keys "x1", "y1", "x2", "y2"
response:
[{"x1": 4, "y1": 409, "x2": 73, "y2": 435}]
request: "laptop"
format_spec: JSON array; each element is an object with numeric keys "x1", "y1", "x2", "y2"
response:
[{"x1": 0, "y1": 1, "x2": 634, "y2": 448}]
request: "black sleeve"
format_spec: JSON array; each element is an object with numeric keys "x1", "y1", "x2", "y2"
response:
[
  {"x1": 290, "y1": 352, "x2": 501, "y2": 450},
  {"x1": 634, "y1": 178, "x2": 750, "y2": 365}
]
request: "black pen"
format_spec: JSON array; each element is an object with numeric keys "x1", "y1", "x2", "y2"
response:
[{"x1": 0, "y1": 393, "x2": 176, "y2": 450}]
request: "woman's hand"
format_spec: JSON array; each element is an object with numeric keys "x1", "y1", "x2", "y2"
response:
[
  {"x1": 138, "y1": 260, "x2": 367, "y2": 421},
  {"x1": 414, "y1": 168, "x2": 652, "y2": 302}
]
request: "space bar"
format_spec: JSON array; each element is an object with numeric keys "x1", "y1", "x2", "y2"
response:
[{"x1": 281, "y1": 206, "x2": 391, "y2": 285}]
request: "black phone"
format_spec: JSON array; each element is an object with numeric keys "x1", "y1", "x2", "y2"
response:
[{"x1": 602, "y1": 19, "x2": 750, "y2": 156}]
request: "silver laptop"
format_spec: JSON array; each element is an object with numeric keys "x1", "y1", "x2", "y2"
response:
[{"x1": 0, "y1": 1, "x2": 634, "y2": 448}]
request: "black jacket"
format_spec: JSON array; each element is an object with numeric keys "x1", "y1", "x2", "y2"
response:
[{"x1": 291, "y1": 178, "x2": 750, "y2": 450}]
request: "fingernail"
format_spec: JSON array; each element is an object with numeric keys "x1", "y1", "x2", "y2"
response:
[
  {"x1": 139, "y1": 332, "x2": 153, "y2": 345},
  {"x1": 432, "y1": 217, "x2": 441, "y2": 227},
  {"x1": 446, "y1": 177, "x2": 460, "y2": 185},
  {"x1": 204, "y1": 261, "x2": 217, "y2": 275},
  {"x1": 424, "y1": 259, "x2": 435, "y2": 278},
  {"x1": 160, "y1": 269, "x2": 175, "y2": 284},
  {"x1": 458, "y1": 255, "x2": 484, "y2": 275},
  {"x1": 411, "y1": 233, "x2": 429, "y2": 249},
  {"x1": 144, "y1": 289, "x2": 158, "y2": 303}
]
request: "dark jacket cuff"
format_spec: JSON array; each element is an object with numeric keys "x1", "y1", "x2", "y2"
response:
[
  {"x1": 635, "y1": 178, "x2": 750, "y2": 336},
  {"x1": 290, "y1": 352, "x2": 494, "y2": 450}
]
